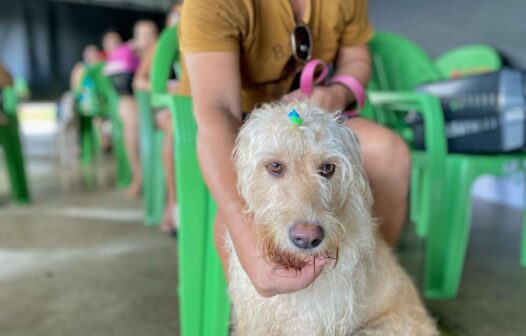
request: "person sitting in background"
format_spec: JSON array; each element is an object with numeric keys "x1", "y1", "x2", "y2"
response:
[
  {"x1": 70, "y1": 45, "x2": 103, "y2": 99},
  {"x1": 101, "y1": 29, "x2": 123, "y2": 60},
  {"x1": 58, "y1": 45, "x2": 104, "y2": 165},
  {"x1": 104, "y1": 21, "x2": 158, "y2": 197},
  {"x1": 133, "y1": 5, "x2": 182, "y2": 234}
]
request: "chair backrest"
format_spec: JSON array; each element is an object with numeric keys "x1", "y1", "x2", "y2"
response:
[
  {"x1": 435, "y1": 44, "x2": 502, "y2": 78},
  {"x1": 369, "y1": 33, "x2": 442, "y2": 91},
  {"x1": 151, "y1": 25, "x2": 180, "y2": 95},
  {"x1": 79, "y1": 62, "x2": 107, "y2": 115},
  {"x1": 367, "y1": 33, "x2": 442, "y2": 138}
]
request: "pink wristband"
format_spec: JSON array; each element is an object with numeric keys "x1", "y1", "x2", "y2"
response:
[
  {"x1": 300, "y1": 59, "x2": 329, "y2": 96},
  {"x1": 330, "y1": 75, "x2": 366, "y2": 113}
]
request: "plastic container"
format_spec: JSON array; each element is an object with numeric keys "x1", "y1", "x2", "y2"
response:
[{"x1": 410, "y1": 68, "x2": 526, "y2": 153}]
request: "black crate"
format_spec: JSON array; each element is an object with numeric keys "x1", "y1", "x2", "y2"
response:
[{"x1": 411, "y1": 68, "x2": 526, "y2": 153}]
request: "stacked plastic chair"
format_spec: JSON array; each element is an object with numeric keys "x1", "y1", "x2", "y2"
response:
[
  {"x1": 150, "y1": 25, "x2": 230, "y2": 335},
  {"x1": 0, "y1": 85, "x2": 30, "y2": 204},
  {"x1": 366, "y1": 33, "x2": 524, "y2": 299},
  {"x1": 96, "y1": 70, "x2": 132, "y2": 188},
  {"x1": 435, "y1": 44, "x2": 502, "y2": 79},
  {"x1": 75, "y1": 62, "x2": 105, "y2": 166},
  {"x1": 135, "y1": 89, "x2": 166, "y2": 225}
]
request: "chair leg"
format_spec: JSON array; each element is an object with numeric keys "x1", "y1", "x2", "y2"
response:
[
  {"x1": 176, "y1": 140, "x2": 209, "y2": 336},
  {"x1": 151, "y1": 131, "x2": 166, "y2": 225},
  {"x1": 411, "y1": 168, "x2": 433, "y2": 237},
  {"x1": 521, "y1": 170, "x2": 526, "y2": 268},
  {"x1": 425, "y1": 158, "x2": 475, "y2": 299},
  {"x1": 80, "y1": 116, "x2": 94, "y2": 167},
  {"x1": 3, "y1": 117, "x2": 30, "y2": 203},
  {"x1": 202, "y1": 198, "x2": 231, "y2": 336},
  {"x1": 411, "y1": 167, "x2": 425, "y2": 236},
  {"x1": 112, "y1": 120, "x2": 132, "y2": 188}
]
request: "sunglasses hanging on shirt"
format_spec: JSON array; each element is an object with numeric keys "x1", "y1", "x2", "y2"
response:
[{"x1": 291, "y1": 22, "x2": 313, "y2": 62}]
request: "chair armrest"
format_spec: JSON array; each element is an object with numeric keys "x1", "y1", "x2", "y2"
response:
[
  {"x1": 368, "y1": 90, "x2": 448, "y2": 161},
  {"x1": 151, "y1": 93, "x2": 196, "y2": 145},
  {"x1": 2, "y1": 87, "x2": 18, "y2": 116}
]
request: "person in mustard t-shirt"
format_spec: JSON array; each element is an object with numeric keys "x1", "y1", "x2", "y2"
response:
[{"x1": 179, "y1": 0, "x2": 411, "y2": 297}]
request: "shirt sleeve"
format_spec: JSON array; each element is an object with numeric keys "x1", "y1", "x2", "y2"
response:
[
  {"x1": 341, "y1": 0, "x2": 374, "y2": 47},
  {"x1": 179, "y1": 0, "x2": 246, "y2": 54}
]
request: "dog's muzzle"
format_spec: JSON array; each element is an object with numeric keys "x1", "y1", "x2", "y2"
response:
[{"x1": 288, "y1": 222, "x2": 324, "y2": 249}]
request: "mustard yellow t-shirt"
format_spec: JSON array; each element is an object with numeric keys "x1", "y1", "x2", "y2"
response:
[{"x1": 179, "y1": 0, "x2": 373, "y2": 112}]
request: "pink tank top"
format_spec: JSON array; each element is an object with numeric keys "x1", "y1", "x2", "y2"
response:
[{"x1": 104, "y1": 43, "x2": 140, "y2": 75}]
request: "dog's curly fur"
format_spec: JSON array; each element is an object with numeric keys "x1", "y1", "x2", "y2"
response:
[{"x1": 230, "y1": 101, "x2": 438, "y2": 335}]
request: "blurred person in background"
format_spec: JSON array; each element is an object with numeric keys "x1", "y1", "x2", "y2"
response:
[
  {"x1": 101, "y1": 29, "x2": 123, "y2": 59},
  {"x1": 70, "y1": 45, "x2": 103, "y2": 91},
  {"x1": 105, "y1": 21, "x2": 158, "y2": 197},
  {"x1": 58, "y1": 45, "x2": 105, "y2": 165},
  {"x1": 133, "y1": 4, "x2": 182, "y2": 234}
]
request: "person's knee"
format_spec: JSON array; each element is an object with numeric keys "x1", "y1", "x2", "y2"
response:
[
  {"x1": 365, "y1": 131, "x2": 411, "y2": 188},
  {"x1": 156, "y1": 109, "x2": 172, "y2": 133}
]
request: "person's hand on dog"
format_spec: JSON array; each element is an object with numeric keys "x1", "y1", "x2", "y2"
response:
[
  {"x1": 282, "y1": 84, "x2": 354, "y2": 113},
  {"x1": 235, "y1": 221, "x2": 329, "y2": 298}
]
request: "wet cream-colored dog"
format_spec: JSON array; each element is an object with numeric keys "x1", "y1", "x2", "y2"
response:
[{"x1": 230, "y1": 102, "x2": 438, "y2": 335}]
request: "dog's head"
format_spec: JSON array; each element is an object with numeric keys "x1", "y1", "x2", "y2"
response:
[{"x1": 234, "y1": 101, "x2": 374, "y2": 270}]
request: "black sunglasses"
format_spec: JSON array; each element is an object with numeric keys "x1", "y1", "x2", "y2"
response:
[{"x1": 291, "y1": 22, "x2": 313, "y2": 62}]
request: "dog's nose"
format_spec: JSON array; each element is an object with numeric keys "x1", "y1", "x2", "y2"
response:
[{"x1": 289, "y1": 223, "x2": 324, "y2": 249}]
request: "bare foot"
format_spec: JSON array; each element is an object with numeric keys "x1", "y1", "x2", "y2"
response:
[{"x1": 125, "y1": 179, "x2": 142, "y2": 198}]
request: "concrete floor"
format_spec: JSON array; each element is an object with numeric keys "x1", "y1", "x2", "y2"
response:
[
  {"x1": 1, "y1": 144, "x2": 526, "y2": 335},
  {"x1": 0, "y1": 157, "x2": 179, "y2": 336}
]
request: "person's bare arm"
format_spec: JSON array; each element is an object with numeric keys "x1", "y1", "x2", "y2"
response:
[
  {"x1": 133, "y1": 45, "x2": 155, "y2": 91},
  {"x1": 70, "y1": 62, "x2": 84, "y2": 92},
  {"x1": 185, "y1": 52, "x2": 327, "y2": 297},
  {"x1": 0, "y1": 63, "x2": 13, "y2": 88},
  {"x1": 284, "y1": 46, "x2": 371, "y2": 112}
]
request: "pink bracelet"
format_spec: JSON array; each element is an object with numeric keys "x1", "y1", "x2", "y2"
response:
[{"x1": 330, "y1": 75, "x2": 366, "y2": 115}]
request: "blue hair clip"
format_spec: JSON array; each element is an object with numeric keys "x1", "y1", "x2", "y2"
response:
[{"x1": 288, "y1": 109, "x2": 303, "y2": 126}]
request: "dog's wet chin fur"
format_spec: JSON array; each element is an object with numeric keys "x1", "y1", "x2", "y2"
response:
[{"x1": 229, "y1": 101, "x2": 438, "y2": 336}]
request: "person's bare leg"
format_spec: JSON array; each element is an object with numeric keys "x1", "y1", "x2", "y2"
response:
[
  {"x1": 346, "y1": 117, "x2": 411, "y2": 246},
  {"x1": 119, "y1": 95, "x2": 141, "y2": 197},
  {"x1": 155, "y1": 109, "x2": 177, "y2": 233},
  {"x1": 94, "y1": 117, "x2": 111, "y2": 153}
]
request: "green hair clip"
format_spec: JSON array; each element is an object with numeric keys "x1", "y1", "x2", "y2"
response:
[{"x1": 288, "y1": 109, "x2": 303, "y2": 126}]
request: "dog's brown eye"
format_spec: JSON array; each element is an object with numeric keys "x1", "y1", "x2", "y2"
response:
[
  {"x1": 319, "y1": 163, "x2": 335, "y2": 178},
  {"x1": 267, "y1": 162, "x2": 284, "y2": 176}
]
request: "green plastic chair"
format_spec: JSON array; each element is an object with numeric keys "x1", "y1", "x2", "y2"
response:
[
  {"x1": 0, "y1": 86, "x2": 30, "y2": 204},
  {"x1": 136, "y1": 89, "x2": 165, "y2": 226},
  {"x1": 367, "y1": 33, "x2": 444, "y2": 239},
  {"x1": 75, "y1": 63, "x2": 105, "y2": 166},
  {"x1": 367, "y1": 33, "x2": 525, "y2": 299},
  {"x1": 150, "y1": 25, "x2": 230, "y2": 336},
  {"x1": 14, "y1": 77, "x2": 30, "y2": 100},
  {"x1": 435, "y1": 44, "x2": 502, "y2": 79},
  {"x1": 97, "y1": 70, "x2": 132, "y2": 188}
]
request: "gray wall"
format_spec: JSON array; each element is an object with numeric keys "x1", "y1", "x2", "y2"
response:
[
  {"x1": 369, "y1": 0, "x2": 526, "y2": 69},
  {"x1": 0, "y1": 0, "x2": 164, "y2": 99}
]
